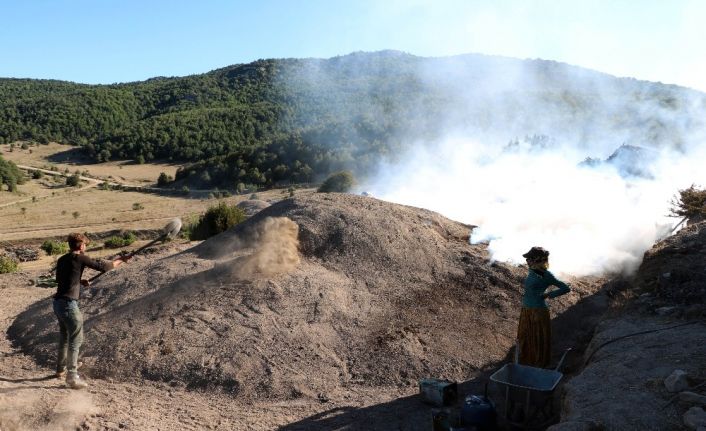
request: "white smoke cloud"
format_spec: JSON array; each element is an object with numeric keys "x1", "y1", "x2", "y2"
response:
[{"x1": 366, "y1": 134, "x2": 706, "y2": 276}]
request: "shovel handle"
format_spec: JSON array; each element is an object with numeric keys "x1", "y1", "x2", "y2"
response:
[
  {"x1": 87, "y1": 234, "x2": 166, "y2": 283},
  {"x1": 554, "y1": 347, "x2": 572, "y2": 371}
]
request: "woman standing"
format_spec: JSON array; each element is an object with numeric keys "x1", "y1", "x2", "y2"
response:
[{"x1": 517, "y1": 247, "x2": 570, "y2": 368}]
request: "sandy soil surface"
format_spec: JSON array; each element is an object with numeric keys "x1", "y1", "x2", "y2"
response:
[{"x1": 0, "y1": 272, "x2": 429, "y2": 431}]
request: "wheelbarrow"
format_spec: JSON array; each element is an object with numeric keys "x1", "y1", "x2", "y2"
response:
[{"x1": 489, "y1": 346, "x2": 571, "y2": 429}]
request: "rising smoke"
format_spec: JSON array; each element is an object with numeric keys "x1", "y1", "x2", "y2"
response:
[
  {"x1": 368, "y1": 136, "x2": 706, "y2": 276},
  {"x1": 285, "y1": 52, "x2": 706, "y2": 276}
]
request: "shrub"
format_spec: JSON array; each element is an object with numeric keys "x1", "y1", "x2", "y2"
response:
[
  {"x1": 41, "y1": 240, "x2": 68, "y2": 255},
  {"x1": 66, "y1": 173, "x2": 80, "y2": 187},
  {"x1": 132, "y1": 202, "x2": 144, "y2": 210},
  {"x1": 670, "y1": 185, "x2": 706, "y2": 220},
  {"x1": 318, "y1": 171, "x2": 355, "y2": 193},
  {"x1": 0, "y1": 255, "x2": 19, "y2": 274},
  {"x1": 157, "y1": 172, "x2": 173, "y2": 187},
  {"x1": 104, "y1": 231, "x2": 137, "y2": 248},
  {"x1": 72, "y1": 211, "x2": 80, "y2": 219},
  {"x1": 189, "y1": 202, "x2": 246, "y2": 240},
  {"x1": 31, "y1": 170, "x2": 43, "y2": 179}
]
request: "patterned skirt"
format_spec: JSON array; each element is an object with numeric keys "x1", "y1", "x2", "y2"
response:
[{"x1": 517, "y1": 307, "x2": 551, "y2": 368}]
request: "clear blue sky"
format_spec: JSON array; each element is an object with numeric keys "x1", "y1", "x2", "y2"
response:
[{"x1": 1, "y1": 0, "x2": 705, "y2": 90}]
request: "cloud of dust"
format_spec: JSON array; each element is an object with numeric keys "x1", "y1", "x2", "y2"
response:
[
  {"x1": 230, "y1": 217, "x2": 301, "y2": 278},
  {"x1": 0, "y1": 390, "x2": 96, "y2": 431}
]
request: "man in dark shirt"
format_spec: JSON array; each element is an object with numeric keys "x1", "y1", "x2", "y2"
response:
[{"x1": 54, "y1": 232, "x2": 130, "y2": 389}]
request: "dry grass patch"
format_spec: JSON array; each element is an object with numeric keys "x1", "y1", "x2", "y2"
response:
[
  {"x1": 2, "y1": 142, "x2": 181, "y2": 185},
  {"x1": 0, "y1": 181, "x2": 312, "y2": 242}
]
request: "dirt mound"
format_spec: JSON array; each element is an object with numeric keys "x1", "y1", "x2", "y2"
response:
[
  {"x1": 10, "y1": 193, "x2": 592, "y2": 401},
  {"x1": 236, "y1": 199, "x2": 271, "y2": 217}
]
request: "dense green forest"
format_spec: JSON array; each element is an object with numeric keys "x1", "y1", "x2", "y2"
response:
[{"x1": 1, "y1": 51, "x2": 705, "y2": 189}]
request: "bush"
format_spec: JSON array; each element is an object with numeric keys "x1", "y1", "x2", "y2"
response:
[
  {"x1": 0, "y1": 255, "x2": 19, "y2": 274},
  {"x1": 72, "y1": 211, "x2": 80, "y2": 219},
  {"x1": 318, "y1": 171, "x2": 355, "y2": 193},
  {"x1": 104, "y1": 231, "x2": 137, "y2": 248},
  {"x1": 31, "y1": 170, "x2": 43, "y2": 179},
  {"x1": 132, "y1": 202, "x2": 144, "y2": 210},
  {"x1": 66, "y1": 173, "x2": 80, "y2": 187},
  {"x1": 41, "y1": 240, "x2": 68, "y2": 255},
  {"x1": 670, "y1": 185, "x2": 706, "y2": 220},
  {"x1": 189, "y1": 202, "x2": 246, "y2": 240},
  {"x1": 157, "y1": 172, "x2": 173, "y2": 187}
]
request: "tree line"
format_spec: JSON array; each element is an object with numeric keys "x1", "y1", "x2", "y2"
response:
[{"x1": 2, "y1": 51, "x2": 703, "y2": 189}]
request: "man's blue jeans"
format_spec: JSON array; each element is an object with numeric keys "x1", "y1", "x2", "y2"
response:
[{"x1": 53, "y1": 298, "x2": 83, "y2": 375}]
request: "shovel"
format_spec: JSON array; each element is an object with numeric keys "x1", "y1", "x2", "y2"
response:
[{"x1": 88, "y1": 218, "x2": 182, "y2": 283}]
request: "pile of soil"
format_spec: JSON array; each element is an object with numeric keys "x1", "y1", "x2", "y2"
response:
[{"x1": 10, "y1": 193, "x2": 596, "y2": 402}]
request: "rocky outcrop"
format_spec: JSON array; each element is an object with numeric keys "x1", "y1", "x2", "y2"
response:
[{"x1": 554, "y1": 222, "x2": 706, "y2": 429}]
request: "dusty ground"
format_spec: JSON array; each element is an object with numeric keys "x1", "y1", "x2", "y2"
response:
[
  {"x1": 1, "y1": 193, "x2": 609, "y2": 430},
  {"x1": 1, "y1": 268, "x2": 422, "y2": 431}
]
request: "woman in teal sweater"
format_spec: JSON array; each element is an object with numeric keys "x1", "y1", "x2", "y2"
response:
[{"x1": 517, "y1": 247, "x2": 570, "y2": 368}]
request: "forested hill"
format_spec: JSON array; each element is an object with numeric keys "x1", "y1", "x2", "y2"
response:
[{"x1": 2, "y1": 51, "x2": 705, "y2": 188}]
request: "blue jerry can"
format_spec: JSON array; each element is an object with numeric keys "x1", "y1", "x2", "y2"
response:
[{"x1": 460, "y1": 393, "x2": 496, "y2": 431}]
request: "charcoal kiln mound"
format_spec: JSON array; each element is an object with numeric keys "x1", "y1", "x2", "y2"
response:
[{"x1": 10, "y1": 193, "x2": 594, "y2": 401}]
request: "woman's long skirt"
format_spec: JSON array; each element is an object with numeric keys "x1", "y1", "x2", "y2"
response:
[{"x1": 517, "y1": 307, "x2": 551, "y2": 368}]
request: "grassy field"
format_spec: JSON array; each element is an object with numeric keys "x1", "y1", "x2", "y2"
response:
[
  {"x1": 2, "y1": 142, "x2": 180, "y2": 185},
  {"x1": 1, "y1": 142, "x2": 313, "y2": 255}
]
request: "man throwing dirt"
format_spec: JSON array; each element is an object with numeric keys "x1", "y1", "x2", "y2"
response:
[{"x1": 54, "y1": 233, "x2": 131, "y2": 389}]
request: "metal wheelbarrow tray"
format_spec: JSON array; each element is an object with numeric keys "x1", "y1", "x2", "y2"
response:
[{"x1": 489, "y1": 348, "x2": 570, "y2": 429}]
